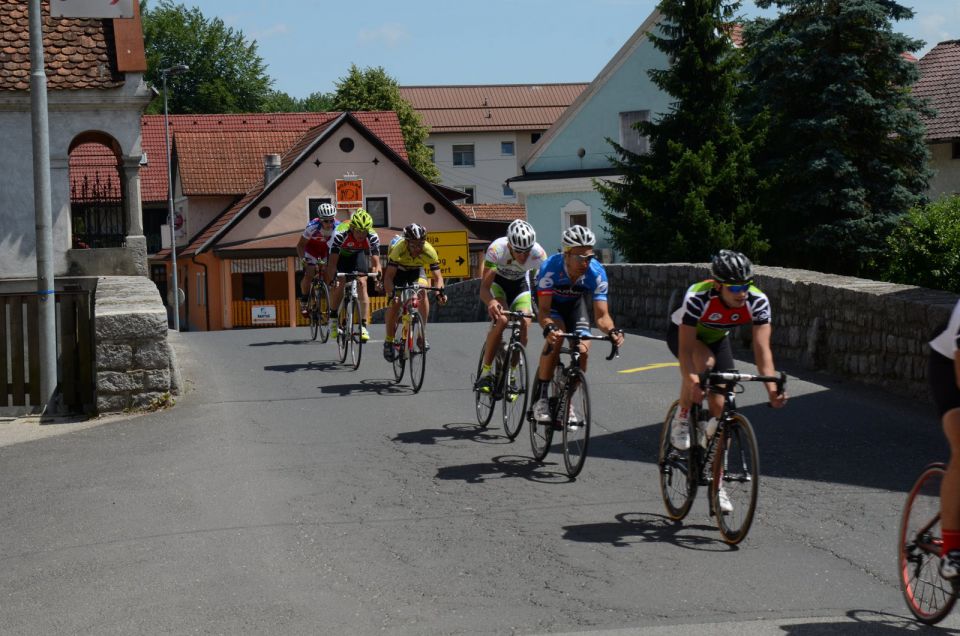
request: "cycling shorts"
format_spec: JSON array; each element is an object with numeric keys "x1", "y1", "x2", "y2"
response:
[
  {"x1": 491, "y1": 275, "x2": 533, "y2": 313},
  {"x1": 393, "y1": 267, "x2": 428, "y2": 290},
  {"x1": 548, "y1": 296, "x2": 590, "y2": 336},
  {"x1": 336, "y1": 251, "x2": 369, "y2": 274},
  {"x1": 303, "y1": 253, "x2": 327, "y2": 267},
  {"x1": 666, "y1": 322, "x2": 736, "y2": 388},
  {"x1": 929, "y1": 350, "x2": 960, "y2": 417}
]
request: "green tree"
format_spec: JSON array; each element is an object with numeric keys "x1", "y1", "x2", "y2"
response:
[
  {"x1": 141, "y1": 0, "x2": 273, "y2": 114},
  {"x1": 262, "y1": 90, "x2": 335, "y2": 113},
  {"x1": 598, "y1": 0, "x2": 766, "y2": 263},
  {"x1": 332, "y1": 65, "x2": 441, "y2": 182},
  {"x1": 884, "y1": 195, "x2": 960, "y2": 293},
  {"x1": 740, "y1": 0, "x2": 930, "y2": 277}
]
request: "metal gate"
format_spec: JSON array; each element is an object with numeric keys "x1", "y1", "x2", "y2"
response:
[{"x1": 70, "y1": 171, "x2": 126, "y2": 249}]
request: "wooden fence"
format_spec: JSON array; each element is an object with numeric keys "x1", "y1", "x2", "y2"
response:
[
  {"x1": 232, "y1": 296, "x2": 389, "y2": 328},
  {"x1": 0, "y1": 291, "x2": 94, "y2": 413}
]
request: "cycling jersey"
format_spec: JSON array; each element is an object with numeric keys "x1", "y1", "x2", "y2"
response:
[
  {"x1": 930, "y1": 299, "x2": 960, "y2": 359},
  {"x1": 330, "y1": 227, "x2": 380, "y2": 256},
  {"x1": 302, "y1": 218, "x2": 336, "y2": 260},
  {"x1": 670, "y1": 280, "x2": 771, "y2": 344},
  {"x1": 387, "y1": 237, "x2": 441, "y2": 272},
  {"x1": 483, "y1": 237, "x2": 548, "y2": 281},
  {"x1": 535, "y1": 252, "x2": 609, "y2": 304}
]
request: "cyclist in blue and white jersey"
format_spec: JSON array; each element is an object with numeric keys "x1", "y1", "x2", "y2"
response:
[
  {"x1": 930, "y1": 299, "x2": 960, "y2": 580},
  {"x1": 474, "y1": 220, "x2": 548, "y2": 393},
  {"x1": 532, "y1": 225, "x2": 624, "y2": 422}
]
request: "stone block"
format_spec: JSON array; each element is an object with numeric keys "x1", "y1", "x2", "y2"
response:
[
  {"x1": 97, "y1": 394, "x2": 129, "y2": 413},
  {"x1": 97, "y1": 370, "x2": 144, "y2": 394},
  {"x1": 96, "y1": 343, "x2": 133, "y2": 370},
  {"x1": 96, "y1": 310, "x2": 167, "y2": 341},
  {"x1": 133, "y1": 341, "x2": 171, "y2": 369},
  {"x1": 143, "y1": 369, "x2": 172, "y2": 391}
]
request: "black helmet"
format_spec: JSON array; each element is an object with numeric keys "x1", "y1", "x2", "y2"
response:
[
  {"x1": 403, "y1": 223, "x2": 427, "y2": 241},
  {"x1": 711, "y1": 250, "x2": 753, "y2": 284}
]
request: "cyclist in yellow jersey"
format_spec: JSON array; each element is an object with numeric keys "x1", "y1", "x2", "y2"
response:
[{"x1": 382, "y1": 224, "x2": 447, "y2": 361}]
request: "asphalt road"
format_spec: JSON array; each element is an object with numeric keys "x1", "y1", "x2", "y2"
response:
[{"x1": 0, "y1": 323, "x2": 957, "y2": 635}]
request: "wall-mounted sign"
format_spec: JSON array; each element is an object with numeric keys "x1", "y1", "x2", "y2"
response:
[
  {"x1": 51, "y1": 0, "x2": 135, "y2": 18},
  {"x1": 335, "y1": 179, "x2": 363, "y2": 209},
  {"x1": 426, "y1": 230, "x2": 470, "y2": 278},
  {"x1": 251, "y1": 305, "x2": 277, "y2": 325}
]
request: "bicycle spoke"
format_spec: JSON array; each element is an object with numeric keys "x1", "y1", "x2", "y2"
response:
[
  {"x1": 474, "y1": 340, "x2": 495, "y2": 427},
  {"x1": 501, "y1": 343, "x2": 528, "y2": 440},
  {"x1": 528, "y1": 376, "x2": 553, "y2": 461},
  {"x1": 713, "y1": 415, "x2": 759, "y2": 545},
  {"x1": 561, "y1": 370, "x2": 590, "y2": 478},
  {"x1": 658, "y1": 400, "x2": 696, "y2": 520},
  {"x1": 409, "y1": 313, "x2": 427, "y2": 393}
]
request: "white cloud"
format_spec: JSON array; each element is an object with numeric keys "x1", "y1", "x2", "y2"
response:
[{"x1": 357, "y1": 23, "x2": 410, "y2": 47}]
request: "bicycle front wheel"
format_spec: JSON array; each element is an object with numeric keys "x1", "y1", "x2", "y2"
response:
[
  {"x1": 501, "y1": 342, "x2": 528, "y2": 440},
  {"x1": 391, "y1": 319, "x2": 405, "y2": 383},
  {"x1": 658, "y1": 400, "x2": 696, "y2": 520},
  {"x1": 474, "y1": 340, "x2": 496, "y2": 428},
  {"x1": 528, "y1": 376, "x2": 553, "y2": 462},
  {"x1": 408, "y1": 313, "x2": 427, "y2": 393},
  {"x1": 899, "y1": 463, "x2": 956, "y2": 624},
  {"x1": 316, "y1": 283, "x2": 331, "y2": 343},
  {"x1": 336, "y1": 303, "x2": 349, "y2": 363},
  {"x1": 308, "y1": 293, "x2": 319, "y2": 341},
  {"x1": 711, "y1": 414, "x2": 759, "y2": 545},
  {"x1": 560, "y1": 370, "x2": 590, "y2": 478},
  {"x1": 350, "y1": 301, "x2": 363, "y2": 370}
]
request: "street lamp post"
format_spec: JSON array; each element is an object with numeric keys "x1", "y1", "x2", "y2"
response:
[{"x1": 160, "y1": 63, "x2": 188, "y2": 331}]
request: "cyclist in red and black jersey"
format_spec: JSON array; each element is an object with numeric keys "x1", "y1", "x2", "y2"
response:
[
  {"x1": 666, "y1": 251, "x2": 787, "y2": 506},
  {"x1": 324, "y1": 209, "x2": 381, "y2": 342}
]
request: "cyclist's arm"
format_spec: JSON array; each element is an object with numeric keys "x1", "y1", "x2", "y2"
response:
[
  {"x1": 752, "y1": 323, "x2": 785, "y2": 407},
  {"x1": 383, "y1": 263, "x2": 397, "y2": 299},
  {"x1": 370, "y1": 252, "x2": 382, "y2": 274},
  {"x1": 478, "y1": 267, "x2": 498, "y2": 308},
  {"x1": 592, "y1": 300, "x2": 624, "y2": 346},
  {"x1": 324, "y1": 252, "x2": 339, "y2": 284},
  {"x1": 296, "y1": 235, "x2": 308, "y2": 261},
  {"x1": 537, "y1": 291, "x2": 555, "y2": 330}
]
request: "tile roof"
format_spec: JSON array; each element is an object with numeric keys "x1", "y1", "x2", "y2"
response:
[
  {"x1": 0, "y1": 0, "x2": 123, "y2": 91},
  {"x1": 914, "y1": 40, "x2": 960, "y2": 142},
  {"x1": 399, "y1": 84, "x2": 587, "y2": 132},
  {"x1": 139, "y1": 111, "x2": 407, "y2": 202},
  {"x1": 459, "y1": 203, "x2": 526, "y2": 223},
  {"x1": 69, "y1": 142, "x2": 121, "y2": 198}
]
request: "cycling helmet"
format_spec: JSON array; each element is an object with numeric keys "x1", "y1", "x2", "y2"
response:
[
  {"x1": 350, "y1": 208, "x2": 373, "y2": 231},
  {"x1": 506, "y1": 219, "x2": 536, "y2": 251},
  {"x1": 561, "y1": 225, "x2": 596, "y2": 250},
  {"x1": 317, "y1": 202, "x2": 337, "y2": 218},
  {"x1": 403, "y1": 223, "x2": 427, "y2": 241},
  {"x1": 711, "y1": 249, "x2": 754, "y2": 284}
]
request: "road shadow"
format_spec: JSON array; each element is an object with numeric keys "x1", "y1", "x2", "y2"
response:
[
  {"x1": 435, "y1": 454, "x2": 571, "y2": 483},
  {"x1": 392, "y1": 422, "x2": 502, "y2": 445},
  {"x1": 779, "y1": 609, "x2": 960, "y2": 634},
  {"x1": 319, "y1": 378, "x2": 408, "y2": 397},
  {"x1": 264, "y1": 360, "x2": 352, "y2": 374},
  {"x1": 562, "y1": 511, "x2": 734, "y2": 551},
  {"x1": 248, "y1": 338, "x2": 313, "y2": 347}
]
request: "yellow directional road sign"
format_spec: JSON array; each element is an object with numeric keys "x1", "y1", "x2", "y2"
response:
[{"x1": 426, "y1": 230, "x2": 470, "y2": 278}]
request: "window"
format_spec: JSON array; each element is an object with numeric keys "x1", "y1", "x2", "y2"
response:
[
  {"x1": 426, "y1": 145, "x2": 435, "y2": 163},
  {"x1": 307, "y1": 197, "x2": 333, "y2": 220},
  {"x1": 150, "y1": 264, "x2": 168, "y2": 303},
  {"x1": 339, "y1": 137, "x2": 355, "y2": 153},
  {"x1": 456, "y1": 186, "x2": 475, "y2": 204},
  {"x1": 619, "y1": 110, "x2": 651, "y2": 154},
  {"x1": 502, "y1": 184, "x2": 515, "y2": 197},
  {"x1": 500, "y1": 141, "x2": 515, "y2": 156},
  {"x1": 365, "y1": 196, "x2": 388, "y2": 227},
  {"x1": 453, "y1": 144, "x2": 475, "y2": 166},
  {"x1": 531, "y1": 132, "x2": 542, "y2": 144},
  {"x1": 241, "y1": 273, "x2": 265, "y2": 301},
  {"x1": 561, "y1": 200, "x2": 591, "y2": 233}
]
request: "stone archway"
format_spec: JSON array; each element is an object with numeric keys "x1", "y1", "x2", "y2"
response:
[{"x1": 68, "y1": 132, "x2": 125, "y2": 248}]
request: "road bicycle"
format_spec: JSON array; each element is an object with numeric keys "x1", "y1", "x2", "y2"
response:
[
  {"x1": 472, "y1": 310, "x2": 534, "y2": 439},
  {"x1": 527, "y1": 331, "x2": 621, "y2": 478},
  {"x1": 306, "y1": 272, "x2": 331, "y2": 343},
  {"x1": 389, "y1": 283, "x2": 443, "y2": 393},
  {"x1": 658, "y1": 370, "x2": 786, "y2": 545},
  {"x1": 898, "y1": 462, "x2": 958, "y2": 624},
  {"x1": 333, "y1": 272, "x2": 378, "y2": 370}
]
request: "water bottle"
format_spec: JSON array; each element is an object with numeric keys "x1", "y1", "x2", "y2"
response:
[{"x1": 703, "y1": 416, "x2": 719, "y2": 445}]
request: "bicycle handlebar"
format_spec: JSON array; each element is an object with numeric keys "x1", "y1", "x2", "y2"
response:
[
  {"x1": 335, "y1": 272, "x2": 380, "y2": 279},
  {"x1": 547, "y1": 331, "x2": 622, "y2": 361},
  {"x1": 389, "y1": 285, "x2": 445, "y2": 302},
  {"x1": 699, "y1": 370, "x2": 787, "y2": 396}
]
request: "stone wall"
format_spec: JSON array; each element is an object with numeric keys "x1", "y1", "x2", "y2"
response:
[
  {"x1": 95, "y1": 276, "x2": 181, "y2": 413},
  {"x1": 390, "y1": 266, "x2": 958, "y2": 401}
]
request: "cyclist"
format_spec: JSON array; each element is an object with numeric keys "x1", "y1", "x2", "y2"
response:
[
  {"x1": 929, "y1": 298, "x2": 960, "y2": 580},
  {"x1": 667, "y1": 250, "x2": 787, "y2": 512},
  {"x1": 382, "y1": 223, "x2": 446, "y2": 361},
  {"x1": 532, "y1": 225, "x2": 624, "y2": 422},
  {"x1": 474, "y1": 219, "x2": 547, "y2": 393},
  {"x1": 324, "y1": 208, "x2": 381, "y2": 342},
  {"x1": 296, "y1": 203, "x2": 339, "y2": 317}
]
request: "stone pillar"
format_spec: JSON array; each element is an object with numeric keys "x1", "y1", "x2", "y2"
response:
[{"x1": 121, "y1": 156, "x2": 147, "y2": 276}]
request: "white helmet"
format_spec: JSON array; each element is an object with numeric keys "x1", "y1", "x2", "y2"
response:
[
  {"x1": 506, "y1": 219, "x2": 536, "y2": 251},
  {"x1": 317, "y1": 202, "x2": 337, "y2": 218},
  {"x1": 561, "y1": 225, "x2": 596, "y2": 249}
]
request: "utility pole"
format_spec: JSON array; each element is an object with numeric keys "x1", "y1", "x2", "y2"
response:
[{"x1": 161, "y1": 64, "x2": 188, "y2": 331}]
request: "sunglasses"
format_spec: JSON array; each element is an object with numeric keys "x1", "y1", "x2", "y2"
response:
[
  {"x1": 722, "y1": 282, "x2": 752, "y2": 293},
  {"x1": 320, "y1": 219, "x2": 336, "y2": 224},
  {"x1": 567, "y1": 253, "x2": 595, "y2": 263},
  {"x1": 512, "y1": 246, "x2": 532, "y2": 255}
]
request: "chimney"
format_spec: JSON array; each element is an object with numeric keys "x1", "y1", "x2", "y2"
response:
[{"x1": 264, "y1": 154, "x2": 281, "y2": 185}]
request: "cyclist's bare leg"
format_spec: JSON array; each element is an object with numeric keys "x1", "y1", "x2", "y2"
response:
[
  {"x1": 943, "y1": 407, "x2": 960, "y2": 530},
  {"x1": 329, "y1": 282, "x2": 344, "y2": 321},
  {"x1": 482, "y1": 301, "x2": 509, "y2": 366},
  {"x1": 679, "y1": 340, "x2": 715, "y2": 411},
  {"x1": 537, "y1": 318, "x2": 566, "y2": 382},
  {"x1": 357, "y1": 277, "x2": 368, "y2": 324},
  {"x1": 419, "y1": 290, "x2": 430, "y2": 341},
  {"x1": 384, "y1": 299, "x2": 401, "y2": 340},
  {"x1": 300, "y1": 264, "x2": 316, "y2": 298}
]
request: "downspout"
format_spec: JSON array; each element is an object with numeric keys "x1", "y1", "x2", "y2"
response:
[{"x1": 192, "y1": 255, "x2": 210, "y2": 330}]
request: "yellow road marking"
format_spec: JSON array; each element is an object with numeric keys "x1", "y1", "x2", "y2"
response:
[{"x1": 618, "y1": 362, "x2": 679, "y2": 374}]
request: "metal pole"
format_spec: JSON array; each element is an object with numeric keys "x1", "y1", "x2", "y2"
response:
[
  {"x1": 162, "y1": 72, "x2": 180, "y2": 331},
  {"x1": 28, "y1": 0, "x2": 59, "y2": 415}
]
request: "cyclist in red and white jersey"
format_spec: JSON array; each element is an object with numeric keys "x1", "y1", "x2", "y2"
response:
[
  {"x1": 296, "y1": 202, "x2": 339, "y2": 317},
  {"x1": 930, "y1": 299, "x2": 960, "y2": 580},
  {"x1": 324, "y1": 208, "x2": 381, "y2": 342}
]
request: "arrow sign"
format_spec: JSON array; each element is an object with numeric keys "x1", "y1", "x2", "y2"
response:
[{"x1": 456, "y1": 256, "x2": 465, "y2": 265}]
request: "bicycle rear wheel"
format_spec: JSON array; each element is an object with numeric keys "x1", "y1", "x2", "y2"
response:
[
  {"x1": 474, "y1": 341, "x2": 496, "y2": 427},
  {"x1": 658, "y1": 400, "x2": 696, "y2": 520},
  {"x1": 350, "y1": 301, "x2": 363, "y2": 370},
  {"x1": 316, "y1": 283, "x2": 331, "y2": 343},
  {"x1": 528, "y1": 376, "x2": 553, "y2": 461},
  {"x1": 336, "y1": 302, "x2": 349, "y2": 363},
  {"x1": 561, "y1": 370, "x2": 590, "y2": 478},
  {"x1": 408, "y1": 313, "x2": 427, "y2": 393},
  {"x1": 501, "y1": 342, "x2": 528, "y2": 440},
  {"x1": 391, "y1": 319, "x2": 405, "y2": 383},
  {"x1": 899, "y1": 463, "x2": 956, "y2": 624},
  {"x1": 711, "y1": 414, "x2": 759, "y2": 545}
]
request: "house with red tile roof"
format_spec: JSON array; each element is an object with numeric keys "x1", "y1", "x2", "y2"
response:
[
  {"x1": 913, "y1": 40, "x2": 960, "y2": 199},
  {"x1": 0, "y1": 0, "x2": 152, "y2": 279},
  {"x1": 153, "y1": 111, "x2": 489, "y2": 331},
  {"x1": 399, "y1": 84, "x2": 586, "y2": 206}
]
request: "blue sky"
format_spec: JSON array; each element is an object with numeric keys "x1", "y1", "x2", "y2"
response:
[{"x1": 181, "y1": 0, "x2": 959, "y2": 99}]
